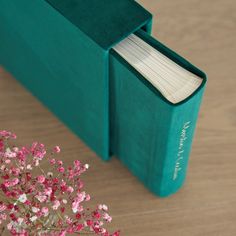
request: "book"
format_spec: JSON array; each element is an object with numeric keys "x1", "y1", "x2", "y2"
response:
[
  {"x1": 0, "y1": 0, "x2": 152, "y2": 160},
  {"x1": 110, "y1": 29, "x2": 207, "y2": 197}
]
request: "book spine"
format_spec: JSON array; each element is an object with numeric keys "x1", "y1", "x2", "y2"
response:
[{"x1": 150, "y1": 88, "x2": 205, "y2": 197}]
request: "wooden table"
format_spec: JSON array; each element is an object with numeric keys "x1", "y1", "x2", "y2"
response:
[{"x1": 0, "y1": 0, "x2": 235, "y2": 235}]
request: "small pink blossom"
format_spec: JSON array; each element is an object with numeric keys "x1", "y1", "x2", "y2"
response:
[
  {"x1": 103, "y1": 213, "x2": 112, "y2": 223},
  {"x1": 74, "y1": 160, "x2": 81, "y2": 167},
  {"x1": 0, "y1": 139, "x2": 4, "y2": 152},
  {"x1": 37, "y1": 175, "x2": 45, "y2": 184},
  {"x1": 0, "y1": 204, "x2": 6, "y2": 212},
  {"x1": 57, "y1": 160, "x2": 63, "y2": 166},
  {"x1": 85, "y1": 194, "x2": 91, "y2": 201},
  {"x1": 0, "y1": 130, "x2": 16, "y2": 139},
  {"x1": 58, "y1": 167, "x2": 65, "y2": 173},
  {"x1": 44, "y1": 187, "x2": 52, "y2": 196},
  {"x1": 35, "y1": 194, "x2": 47, "y2": 203},
  {"x1": 67, "y1": 186, "x2": 74, "y2": 193},
  {"x1": 0, "y1": 213, "x2": 7, "y2": 221},
  {"x1": 3, "y1": 178, "x2": 19, "y2": 187},
  {"x1": 12, "y1": 147, "x2": 18, "y2": 152},
  {"x1": 0, "y1": 130, "x2": 119, "y2": 236},
  {"x1": 12, "y1": 178, "x2": 19, "y2": 186},
  {"x1": 41, "y1": 207, "x2": 49, "y2": 216},
  {"x1": 59, "y1": 231, "x2": 66, "y2": 236},
  {"x1": 50, "y1": 158, "x2": 56, "y2": 165},
  {"x1": 11, "y1": 167, "x2": 20, "y2": 176},
  {"x1": 52, "y1": 200, "x2": 60, "y2": 210},
  {"x1": 98, "y1": 204, "x2": 108, "y2": 211},
  {"x1": 5, "y1": 148, "x2": 17, "y2": 158},
  {"x1": 53, "y1": 146, "x2": 61, "y2": 153}
]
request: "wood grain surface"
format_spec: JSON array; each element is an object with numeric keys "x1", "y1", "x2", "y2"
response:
[{"x1": 0, "y1": 0, "x2": 236, "y2": 235}]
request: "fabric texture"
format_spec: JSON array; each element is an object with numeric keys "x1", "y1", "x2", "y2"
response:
[
  {"x1": 46, "y1": 0, "x2": 152, "y2": 49},
  {"x1": 0, "y1": 0, "x2": 152, "y2": 160},
  {"x1": 109, "y1": 29, "x2": 207, "y2": 197}
]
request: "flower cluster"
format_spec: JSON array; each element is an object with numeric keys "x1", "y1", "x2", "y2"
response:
[{"x1": 0, "y1": 130, "x2": 120, "y2": 236}]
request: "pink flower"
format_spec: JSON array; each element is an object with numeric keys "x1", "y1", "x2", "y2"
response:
[
  {"x1": 57, "y1": 160, "x2": 63, "y2": 166},
  {"x1": 52, "y1": 200, "x2": 60, "y2": 210},
  {"x1": 86, "y1": 220, "x2": 93, "y2": 226},
  {"x1": 0, "y1": 139, "x2": 4, "y2": 152},
  {"x1": 103, "y1": 213, "x2": 112, "y2": 223},
  {"x1": 3, "y1": 178, "x2": 19, "y2": 187},
  {"x1": 0, "y1": 130, "x2": 16, "y2": 139},
  {"x1": 67, "y1": 186, "x2": 74, "y2": 193},
  {"x1": 0, "y1": 213, "x2": 6, "y2": 220},
  {"x1": 74, "y1": 160, "x2": 81, "y2": 167},
  {"x1": 44, "y1": 187, "x2": 52, "y2": 196},
  {"x1": 0, "y1": 130, "x2": 119, "y2": 236},
  {"x1": 76, "y1": 224, "x2": 84, "y2": 232},
  {"x1": 72, "y1": 201, "x2": 79, "y2": 213},
  {"x1": 41, "y1": 207, "x2": 49, "y2": 216},
  {"x1": 12, "y1": 147, "x2": 18, "y2": 152},
  {"x1": 25, "y1": 200, "x2": 31, "y2": 205},
  {"x1": 98, "y1": 204, "x2": 108, "y2": 211},
  {"x1": 31, "y1": 142, "x2": 46, "y2": 160},
  {"x1": 50, "y1": 158, "x2": 56, "y2": 165},
  {"x1": 85, "y1": 194, "x2": 91, "y2": 201},
  {"x1": 112, "y1": 231, "x2": 121, "y2": 236},
  {"x1": 93, "y1": 210, "x2": 101, "y2": 219},
  {"x1": 0, "y1": 204, "x2": 6, "y2": 212},
  {"x1": 35, "y1": 193, "x2": 47, "y2": 203},
  {"x1": 65, "y1": 216, "x2": 73, "y2": 225},
  {"x1": 11, "y1": 167, "x2": 20, "y2": 176},
  {"x1": 58, "y1": 167, "x2": 65, "y2": 173},
  {"x1": 37, "y1": 175, "x2": 45, "y2": 184},
  {"x1": 53, "y1": 146, "x2": 61, "y2": 153},
  {"x1": 59, "y1": 231, "x2": 66, "y2": 236},
  {"x1": 76, "y1": 191, "x2": 86, "y2": 202},
  {"x1": 12, "y1": 178, "x2": 19, "y2": 186},
  {"x1": 4, "y1": 148, "x2": 17, "y2": 158}
]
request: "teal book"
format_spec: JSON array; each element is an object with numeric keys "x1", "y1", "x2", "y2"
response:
[
  {"x1": 0, "y1": 0, "x2": 152, "y2": 160},
  {"x1": 110, "y1": 30, "x2": 207, "y2": 197}
]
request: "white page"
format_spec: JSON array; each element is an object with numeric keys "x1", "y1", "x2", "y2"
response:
[{"x1": 113, "y1": 34, "x2": 202, "y2": 104}]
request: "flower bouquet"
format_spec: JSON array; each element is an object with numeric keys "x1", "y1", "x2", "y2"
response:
[{"x1": 0, "y1": 130, "x2": 120, "y2": 236}]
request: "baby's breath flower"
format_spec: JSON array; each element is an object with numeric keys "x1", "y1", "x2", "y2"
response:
[
  {"x1": 0, "y1": 130, "x2": 119, "y2": 236},
  {"x1": 30, "y1": 216, "x2": 37, "y2": 222},
  {"x1": 18, "y1": 194, "x2": 27, "y2": 203}
]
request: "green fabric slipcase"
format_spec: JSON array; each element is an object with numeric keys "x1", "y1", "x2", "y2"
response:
[{"x1": 0, "y1": 0, "x2": 152, "y2": 160}]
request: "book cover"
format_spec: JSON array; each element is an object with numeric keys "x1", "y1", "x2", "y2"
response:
[{"x1": 109, "y1": 29, "x2": 207, "y2": 197}]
